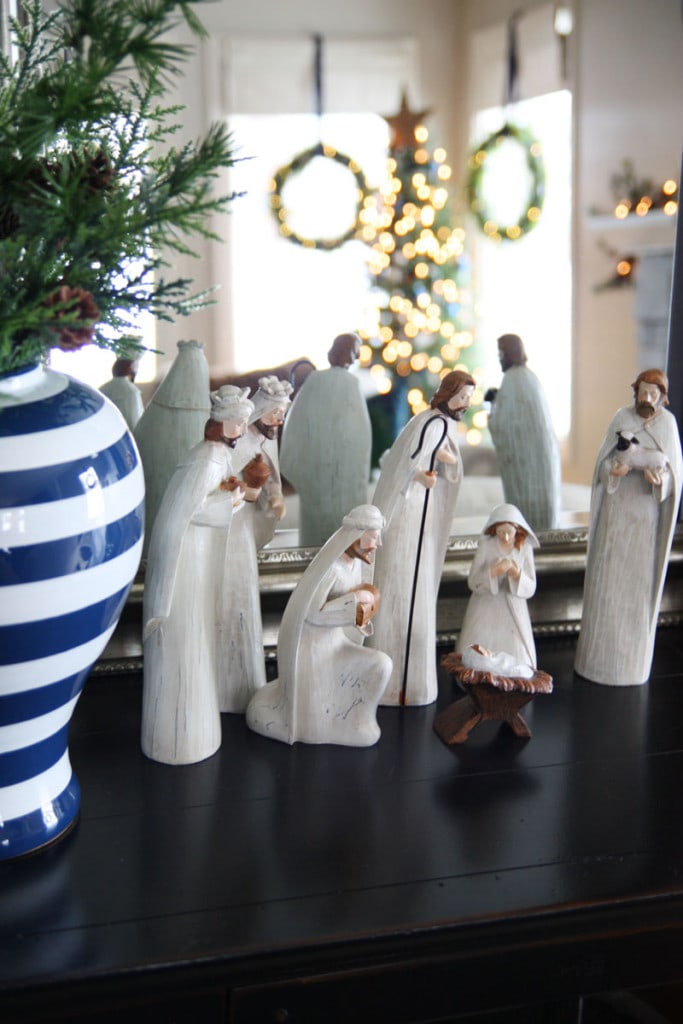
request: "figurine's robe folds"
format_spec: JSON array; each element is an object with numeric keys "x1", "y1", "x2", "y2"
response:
[
  {"x1": 368, "y1": 411, "x2": 462, "y2": 705},
  {"x1": 488, "y1": 365, "x2": 562, "y2": 532},
  {"x1": 142, "y1": 442, "x2": 236, "y2": 763},
  {"x1": 246, "y1": 523, "x2": 391, "y2": 746},
  {"x1": 575, "y1": 405, "x2": 683, "y2": 685},
  {"x1": 216, "y1": 425, "x2": 281, "y2": 713},
  {"x1": 456, "y1": 535, "x2": 537, "y2": 669},
  {"x1": 279, "y1": 367, "x2": 371, "y2": 547}
]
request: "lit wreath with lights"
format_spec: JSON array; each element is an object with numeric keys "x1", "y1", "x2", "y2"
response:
[
  {"x1": 268, "y1": 142, "x2": 370, "y2": 251},
  {"x1": 466, "y1": 123, "x2": 545, "y2": 242}
]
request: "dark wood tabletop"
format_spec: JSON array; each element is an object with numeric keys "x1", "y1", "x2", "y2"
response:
[{"x1": 3, "y1": 630, "x2": 683, "y2": 1023}]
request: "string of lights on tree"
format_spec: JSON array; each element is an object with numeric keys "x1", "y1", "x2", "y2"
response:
[{"x1": 355, "y1": 93, "x2": 487, "y2": 446}]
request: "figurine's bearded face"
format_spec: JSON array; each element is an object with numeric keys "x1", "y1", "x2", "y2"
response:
[
  {"x1": 347, "y1": 528, "x2": 382, "y2": 564},
  {"x1": 636, "y1": 381, "x2": 662, "y2": 420},
  {"x1": 446, "y1": 384, "x2": 474, "y2": 420},
  {"x1": 257, "y1": 405, "x2": 287, "y2": 438}
]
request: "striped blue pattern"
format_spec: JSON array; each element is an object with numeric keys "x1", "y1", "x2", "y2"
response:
[{"x1": 0, "y1": 366, "x2": 144, "y2": 859}]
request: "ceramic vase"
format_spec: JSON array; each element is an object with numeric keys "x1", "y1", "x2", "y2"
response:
[{"x1": 0, "y1": 364, "x2": 145, "y2": 859}]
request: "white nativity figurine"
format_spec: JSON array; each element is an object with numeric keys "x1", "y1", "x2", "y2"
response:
[
  {"x1": 575, "y1": 368, "x2": 683, "y2": 686},
  {"x1": 215, "y1": 375, "x2": 293, "y2": 714},
  {"x1": 486, "y1": 333, "x2": 562, "y2": 532},
  {"x1": 141, "y1": 385, "x2": 254, "y2": 765},
  {"x1": 367, "y1": 369, "x2": 475, "y2": 706},
  {"x1": 99, "y1": 357, "x2": 144, "y2": 431},
  {"x1": 279, "y1": 332, "x2": 372, "y2": 548},
  {"x1": 456, "y1": 503, "x2": 539, "y2": 672},
  {"x1": 134, "y1": 339, "x2": 211, "y2": 555},
  {"x1": 246, "y1": 504, "x2": 392, "y2": 747}
]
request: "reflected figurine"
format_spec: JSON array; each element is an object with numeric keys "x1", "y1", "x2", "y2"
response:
[
  {"x1": 279, "y1": 332, "x2": 372, "y2": 547},
  {"x1": 246, "y1": 505, "x2": 392, "y2": 747},
  {"x1": 575, "y1": 368, "x2": 683, "y2": 686},
  {"x1": 216, "y1": 375, "x2": 293, "y2": 714},
  {"x1": 141, "y1": 386, "x2": 253, "y2": 764},
  {"x1": 456, "y1": 503, "x2": 539, "y2": 671},
  {"x1": 367, "y1": 370, "x2": 475, "y2": 706},
  {"x1": 486, "y1": 333, "x2": 562, "y2": 532},
  {"x1": 99, "y1": 357, "x2": 144, "y2": 431}
]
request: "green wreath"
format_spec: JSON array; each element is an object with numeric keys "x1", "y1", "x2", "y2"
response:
[
  {"x1": 466, "y1": 123, "x2": 545, "y2": 242},
  {"x1": 268, "y1": 141, "x2": 370, "y2": 251}
]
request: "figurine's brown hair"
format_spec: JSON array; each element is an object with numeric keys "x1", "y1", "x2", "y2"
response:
[
  {"x1": 497, "y1": 333, "x2": 527, "y2": 367},
  {"x1": 484, "y1": 522, "x2": 528, "y2": 550},
  {"x1": 431, "y1": 369, "x2": 476, "y2": 408},
  {"x1": 328, "y1": 333, "x2": 361, "y2": 368},
  {"x1": 631, "y1": 368, "x2": 669, "y2": 405}
]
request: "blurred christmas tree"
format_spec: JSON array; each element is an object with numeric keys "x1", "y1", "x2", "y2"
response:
[{"x1": 357, "y1": 93, "x2": 486, "y2": 465}]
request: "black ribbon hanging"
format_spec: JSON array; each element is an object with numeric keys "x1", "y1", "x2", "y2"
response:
[
  {"x1": 313, "y1": 33, "x2": 324, "y2": 139},
  {"x1": 504, "y1": 12, "x2": 521, "y2": 107}
]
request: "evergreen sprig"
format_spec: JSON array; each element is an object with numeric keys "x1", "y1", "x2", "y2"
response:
[{"x1": 0, "y1": 0, "x2": 242, "y2": 373}]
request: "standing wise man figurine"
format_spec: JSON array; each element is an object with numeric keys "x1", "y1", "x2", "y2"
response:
[
  {"x1": 367, "y1": 370, "x2": 475, "y2": 705},
  {"x1": 575, "y1": 368, "x2": 682, "y2": 686},
  {"x1": 246, "y1": 504, "x2": 392, "y2": 747},
  {"x1": 141, "y1": 385, "x2": 254, "y2": 764},
  {"x1": 486, "y1": 333, "x2": 562, "y2": 532},
  {"x1": 215, "y1": 375, "x2": 293, "y2": 713},
  {"x1": 279, "y1": 332, "x2": 372, "y2": 547}
]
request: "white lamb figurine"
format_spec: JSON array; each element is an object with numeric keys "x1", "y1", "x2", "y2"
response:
[{"x1": 608, "y1": 430, "x2": 669, "y2": 492}]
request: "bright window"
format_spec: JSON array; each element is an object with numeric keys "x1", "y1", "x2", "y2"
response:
[{"x1": 227, "y1": 112, "x2": 390, "y2": 371}]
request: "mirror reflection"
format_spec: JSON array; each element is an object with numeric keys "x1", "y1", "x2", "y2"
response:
[{"x1": 49, "y1": 0, "x2": 681, "y2": 553}]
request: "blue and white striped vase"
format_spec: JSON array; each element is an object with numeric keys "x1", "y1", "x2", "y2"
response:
[{"x1": 0, "y1": 363, "x2": 145, "y2": 860}]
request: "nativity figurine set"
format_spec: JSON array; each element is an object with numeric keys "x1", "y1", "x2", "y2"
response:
[{"x1": 125, "y1": 332, "x2": 682, "y2": 762}]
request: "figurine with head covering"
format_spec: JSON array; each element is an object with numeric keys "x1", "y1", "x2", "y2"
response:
[
  {"x1": 141, "y1": 384, "x2": 254, "y2": 764},
  {"x1": 486, "y1": 333, "x2": 562, "y2": 532},
  {"x1": 575, "y1": 368, "x2": 683, "y2": 686},
  {"x1": 456, "y1": 503, "x2": 539, "y2": 673},
  {"x1": 279, "y1": 332, "x2": 372, "y2": 547},
  {"x1": 367, "y1": 369, "x2": 475, "y2": 706},
  {"x1": 246, "y1": 504, "x2": 392, "y2": 746},
  {"x1": 214, "y1": 375, "x2": 293, "y2": 714}
]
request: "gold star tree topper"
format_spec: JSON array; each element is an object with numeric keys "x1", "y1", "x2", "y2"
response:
[{"x1": 384, "y1": 90, "x2": 432, "y2": 150}]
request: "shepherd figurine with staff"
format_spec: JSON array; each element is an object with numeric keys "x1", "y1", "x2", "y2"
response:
[{"x1": 367, "y1": 370, "x2": 475, "y2": 706}]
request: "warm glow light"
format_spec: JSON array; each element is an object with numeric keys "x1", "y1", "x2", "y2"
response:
[
  {"x1": 440, "y1": 342, "x2": 457, "y2": 360},
  {"x1": 614, "y1": 201, "x2": 630, "y2": 219},
  {"x1": 397, "y1": 341, "x2": 413, "y2": 358},
  {"x1": 415, "y1": 262, "x2": 429, "y2": 278},
  {"x1": 663, "y1": 179, "x2": 677, "y2": 196},
  {"x1": 427, "y1": 356, "x2": 443, "y2": 374},
  {"x1": 359, "y1": 344, "x2": 372, "y2": 364},
  {"x1": 616, "y1": 259, "x2": 632, "y2": 277},
  {"x1": 472, "y1": 410, "x2": 488, "y2": 429},
  {"x1": 415, "y1": 148, "x2": 429, "y2": 164},
  {"x1": 407, "y1": 387, "x2": 424, "y2": 405},
  {"x1": 437, "y1": 164, "x2": 452, "y2": 181},
  {"x1": 466, "y1": 428, "x2": 482, "y2": 446},
  {"x1": 383, "y1": 344, "x2": 398, "y2": 362},
  {"x1": 415, "y1": 125, "x2": 429, "y2": 143},
  {"x1": 370, "y1": 363, "x2": 387, "y2": 377},
  {"x1": 664, "y1": 200, "x2": 678, "y2": 216},
  {"x1": 410, "y1": 352, "x2": 428, "y2": 371},
  {"x1": 377, "y1": 377, "x2": 392, "y2": 395}
]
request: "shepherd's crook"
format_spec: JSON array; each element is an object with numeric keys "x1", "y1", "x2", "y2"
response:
[{"x1": 400, "y1": 414, "x2": 449, "y2": 705}]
